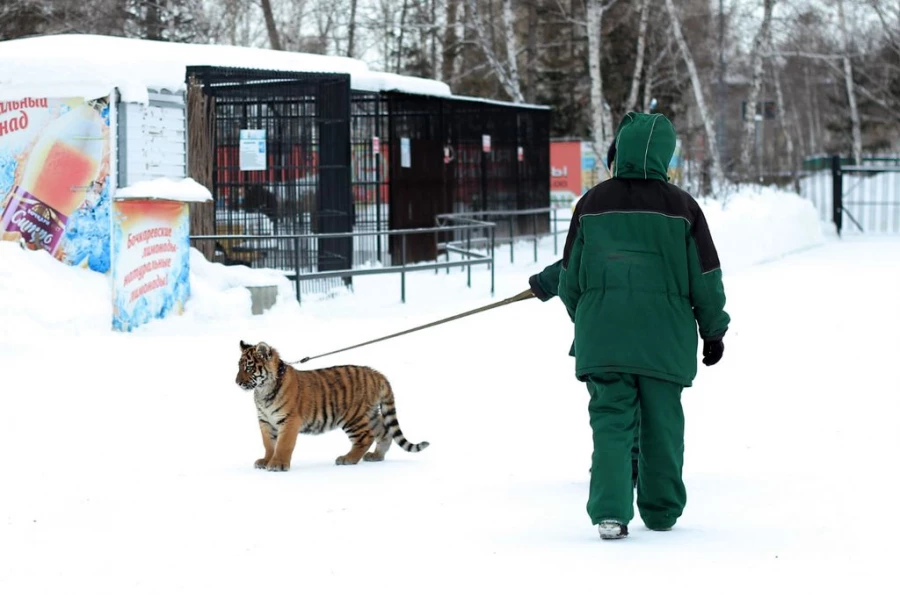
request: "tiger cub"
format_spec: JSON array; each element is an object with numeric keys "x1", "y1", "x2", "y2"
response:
[{"x1": 235, "y1": 340, "x2": 429, "y2": 471}]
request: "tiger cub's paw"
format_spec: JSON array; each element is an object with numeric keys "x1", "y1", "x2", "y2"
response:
[
  {"x1": 363, "y1": 452, "x2": 385, "y2": 462},
  {"x1": 335, "y1": 455, "x2": 361, "y2": 466},
  {"x1": 254, "y1": 458, "x2": 269, "y2": 469},
  {"x1": 265, "y1": 459, "x2": 290, "y2": 472}
]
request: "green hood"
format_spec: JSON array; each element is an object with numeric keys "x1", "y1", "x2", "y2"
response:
[{"x1": 612, "y1": 112, "x2": 676, "y2": 182}]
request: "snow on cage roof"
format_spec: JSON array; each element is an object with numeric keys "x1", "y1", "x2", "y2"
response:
[{"x1": 0, "y1": 34, "x2": 453, "y2": 103}]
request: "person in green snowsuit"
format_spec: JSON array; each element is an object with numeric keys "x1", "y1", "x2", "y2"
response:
[
  {"x1": 558, "y1": 112, "x2": 729, "y2": 540},
  {"x1": 528, "y1": 142, "x2": 641, "y2": 489}
]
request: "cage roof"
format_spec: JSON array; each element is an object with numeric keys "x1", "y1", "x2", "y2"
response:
[{"x1": 0, "y1": 34, "x2": 454, "y2": 104}]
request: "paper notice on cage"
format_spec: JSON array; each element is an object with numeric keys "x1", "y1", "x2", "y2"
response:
[
  {"x1": 239, "y1": 129, "x2": 267, "y2": 171},
  {"x1": 400, "y1": 137, "x2": 411, "y2": 168}
]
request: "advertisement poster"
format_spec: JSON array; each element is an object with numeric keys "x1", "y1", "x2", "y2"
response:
[
  {"x1": 0, "y1": 96, "x2": 112, "y2": 272},
  {"x1": 549, "y1": 141, "x2": 582, "y2": 206},
  {"x1": 550, "y1": 139, "x2": 684, "y2": 207},
  {"x1": 110, "y1": 199, "x2": 190, "y2": 332}
]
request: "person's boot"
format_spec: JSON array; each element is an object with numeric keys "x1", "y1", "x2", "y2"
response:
[{"x1": 597, "y1": 520, "x2": 629, "y2": 540}]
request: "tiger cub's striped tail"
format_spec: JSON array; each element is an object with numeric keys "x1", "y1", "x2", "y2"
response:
[{"x1": 379, "y1": 381, "x2": 429, "y2": 453}]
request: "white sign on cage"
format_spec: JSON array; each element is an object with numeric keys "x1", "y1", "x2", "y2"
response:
[{"x1": 239, "y1": 129, "x2": 267, "y2": 171}]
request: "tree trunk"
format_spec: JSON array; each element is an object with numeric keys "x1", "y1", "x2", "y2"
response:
[
  {"x1": 465, "y1": 0, "x2": 524, "y2": 102},
  {"x1": 442, "y1": 0, "x2": 461, "y2": 83},
  {"x1": 836, "y1": 0, "x2": 862, "y2": 165},
  {"x1": 587, "y1": 0, "x2": 612, "y2": 169},
  {"x1": 186, "y1": 76, "x2": 216, "y2": 261},
  {"x1": 770, "y1": 54, "x2": 796, "y2": 187},
  {"x1": 643, "y1": 51, "x2": 656, "y2": 113},
  {"x1": 500, "y1": 0, "x2": 524, "y2": 102},
  {"x1": 260, "y1": 0, "x2": 282, "y2": 50},
  {"x1": 524, "y1": 0, "x2": 538, "y2": 103},
  {"x1": 347, "y1": 0, "x2": 358, "y2": 57},
  {"x1": 739, "y1": 0, "x2": 775, "y2": 180},
  {"x1": 624, "y1": 0, "x2": 650, "y2": 114},
  {"x1": 396, "y1": 0, "x2": 409, "y2": 73},
  {"x1": 663, "y1": 0, "x2": 725, "y2": 188}
]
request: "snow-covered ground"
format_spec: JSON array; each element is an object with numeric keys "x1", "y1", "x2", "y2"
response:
[{"x1": 2, "y1": 186, "x2": 898, "y2": 593}]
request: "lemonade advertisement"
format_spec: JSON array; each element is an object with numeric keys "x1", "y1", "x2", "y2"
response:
[
  {"x1": 0, "y1": 96, "x2": 112, "y2": 272},
  {"x1": 110, "y1": 199, "x2": 191, "y2": 332}
]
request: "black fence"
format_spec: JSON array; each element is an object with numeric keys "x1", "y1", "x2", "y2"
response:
[
  {"x1": 184, "y1": 67, "x2": 550, "y2": 300},
  {"x1": 352, "y1": 91, "x2": 551, "y2": 263},
  {"x1": 185, "y1": 66, "x2": 353, "y2": 295},
  {"x1": 801, "y1": 155, "x2": 900, "y2": 235}
]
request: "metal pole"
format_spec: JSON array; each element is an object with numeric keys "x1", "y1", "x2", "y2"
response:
[
  {"x1": 375, "y1": 98, "x2": 383, "y2": 262},
  {"x1": 532, "y1": 212, "x2": 538, "y2": 262},
  {"x1": 509, "y1": 218, "x2": 514, "y2": 263},
  {"x1": 401, "y1": 233, "x2": 407, "y2": 302},
  {"x1": 832, "y1": 155, "x2": 843, "y2": 237},
  {"x1": 553, "y1": 207, "x2": 558, "y2": 255},
  {"x1": 293, "y1": 236, "x2": 301, "y2": 305},
  {"x1": 490, "y1": 225, "x2": 495, "y2": 296},
  {"x1": 466, "y1": 226, "x2": 472, "y2": 288}
]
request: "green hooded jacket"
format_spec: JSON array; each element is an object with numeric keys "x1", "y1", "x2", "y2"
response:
[{"x1": 558, "y1": 112, "x2": 729, "y2": 386}]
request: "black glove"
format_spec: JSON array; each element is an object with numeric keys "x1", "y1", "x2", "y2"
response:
[
  {"x1": 528, "y1": 274, "x2": 552, "y2": 302},
  {"x1": 702, "y1": 338, "x2": 724, "y2": 366}
]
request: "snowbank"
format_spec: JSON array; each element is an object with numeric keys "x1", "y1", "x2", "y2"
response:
[
  {"x1": 0, "y1": 184, "x2": 826, "y2": 335},
  {"x1": 115, "y1": 177, "x2": 213, "y2": 203},
  {"x1": 0, "y1": 241, "x2": 111, "y2": 336},
  {"x1": 0, "y1": 242, "x2": 298, "y2": 335},
  {"x1": 182, "y1": 248, "x2": 298, "y2": 324},
  {"x1": 0, "y1": 34, "x2": 451, "y2": 104},
  {"x1": 697, "y1": 185, "x2": 825, "y2": 274}
]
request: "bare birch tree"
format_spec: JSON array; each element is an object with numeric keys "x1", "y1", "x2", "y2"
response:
[
  {"x1": 770, "y1": 54, "x2": 796, "y2": 184},
  {"x1": 586, "y1": 0, "x2": 617, "y2": 170},
  {"x1": 465, "y1": 0, "x2": 525, "y2": 102},
  {"x1": 739, "y1": 0, "x2": 775, "y2": 179},
  {"x1": 836, "y1": 0, "x2": 862, "y2": 164},
  {"x1": 663, "y1": 0, "x2": 724, "y2": 188},
  {"x1": 260, "y1": 0, "x2": 283, "y2": 49},
  {"x1": 624, "y1": 0, "x2": 650, "y2": 114}
]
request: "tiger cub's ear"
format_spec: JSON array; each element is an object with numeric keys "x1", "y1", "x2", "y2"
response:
[
  {"x1": 255, "y1": 342, "x2": 272, "y2": 360},
  {"x1": 240, "y1": 340, "x2": 252, "y2": 351}
]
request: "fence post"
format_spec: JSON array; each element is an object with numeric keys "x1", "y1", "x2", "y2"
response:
[
  {"x1": 401, "y1": 233, "x2": 407, "y2": 303},
  {"x1": 553, "y1": 208, "x2": 558, "y2": 255},
  {"x1": 490, "y1": 225, "x2": 495, "y2": 296},
  {"x1": 293, "y1": 237, "x2": 301, "y2": 305},
  {"x1": 509, "y1": 218, "x2": 515, "y2": 264},
  {"x1": 466, "y1": 226, "x2": 472, "y2": 288},
  {"x1": 533, "y1": 212, "x2": 538, "y2": 262},
  {"x1": 831, "y1": 155, "x2": 843, "y2": 237}
]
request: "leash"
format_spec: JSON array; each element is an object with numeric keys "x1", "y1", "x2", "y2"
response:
[{"x1": 287, "y1": 288, "x2": 536, "y2": 365}]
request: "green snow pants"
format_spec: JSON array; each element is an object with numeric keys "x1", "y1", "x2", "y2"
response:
[{"x1": 586, "y1": 372, "x2": 687, "y2": 529}]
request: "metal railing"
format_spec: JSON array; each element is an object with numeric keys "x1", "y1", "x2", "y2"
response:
[
  {"x1": 190, "y1": 220, "x2": 496, "y2": 304},
  {"x1": 435, "y1": 206, "x2": 571, "y2": 265}
]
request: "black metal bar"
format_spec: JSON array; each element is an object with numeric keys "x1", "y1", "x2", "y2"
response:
[
  {"x1": 832, "y1": 155, "x2": 843, "y2": 237},
  {"x1": 490, "y1": 225, "x2": 495, "y2": 296},
  {"x1": 294, "y1": 236, "x2": 301, "y2": 304},
  {"x1": 401, "y1": 233, "x2": 407, "y2": 303},
  {"x1": 466, "y1": 226, "x2": 471, "y2": 288}
]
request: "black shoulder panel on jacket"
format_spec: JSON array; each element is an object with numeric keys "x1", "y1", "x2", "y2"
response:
[{"x1": 572, "y1": 178, "x2": 721, "y2": 273}]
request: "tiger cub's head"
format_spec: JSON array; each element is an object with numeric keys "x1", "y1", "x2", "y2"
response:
[{"x1": 236, "y1": 340, "x2": 277, "y2": 390}]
